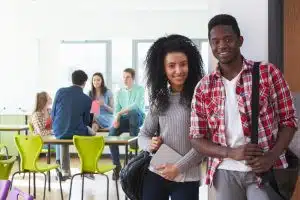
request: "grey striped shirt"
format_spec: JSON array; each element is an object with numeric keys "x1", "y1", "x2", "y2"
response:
[{"x1": 138, "y1": 92, "x2": 203, "y2": 182}]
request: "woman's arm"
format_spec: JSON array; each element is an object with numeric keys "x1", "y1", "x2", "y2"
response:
[
  {"x1": 31, "y1": 112, "x2": 52, "y2": 136},
  {"x1": 103, "y1": 93, "x2": 114, "y2": 114},
  {"x1": 138, "y1": 110, "x2": 159, "y2": 152}
]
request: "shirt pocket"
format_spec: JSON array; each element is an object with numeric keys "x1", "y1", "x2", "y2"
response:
[
  {"x1": 259, "y1": 86, "x2": 270, "y2": 115},
  {"x1": 205, "y1": 98, "x2": 222, "y2": 129}
]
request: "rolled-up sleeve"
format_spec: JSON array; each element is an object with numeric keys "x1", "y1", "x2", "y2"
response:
[
  {"x1": 190, "y1": 82, "x2": 209, "y2": 139},
  {"x1": 269, "y1": 64, "x2": 298, "y2": 129}
]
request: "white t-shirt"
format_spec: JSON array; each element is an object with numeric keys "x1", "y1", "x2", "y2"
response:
[{"x1": 218, "y1": 72, "x2": 252, "y2": 172}]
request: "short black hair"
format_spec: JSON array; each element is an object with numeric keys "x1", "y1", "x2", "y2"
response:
[
  {"x1": 208, "y1": 14, "x2": 241, "y2": 38},
  {"x1": 123, "y1": 68, "x2": 135, "y2": 80},
  {"x1": 72, "y1": 70, "x2": 88, "y2": 85}
]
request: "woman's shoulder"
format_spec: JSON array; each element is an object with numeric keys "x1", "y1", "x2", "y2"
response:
[{"x1": 105, "y1": 89, "x2": 113, "y2": 97}]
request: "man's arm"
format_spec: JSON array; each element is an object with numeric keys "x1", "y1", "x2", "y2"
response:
[
  {"x1": 190, "y1": 81, "x2": 263, "y2": 161},
  {"x1": 118, "y1": 86, "x2": 145, "y2": 115},
  {"x1": 51, "y1": 89, "x2": 61, "y2": 120},
  {"x1": 248, "y1": 65, "x2": 298, "y2": 172},
  {"x1": 83, "y1": 98, "x2": 92, "y2": 126}
]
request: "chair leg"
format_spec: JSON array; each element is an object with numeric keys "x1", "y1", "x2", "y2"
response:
[
  {"x1": 68, "y1": 173, "x2": 82, "y2": 200},
  {"x1": 28, "y1": 172, "x2": 31, "y2": 195},
  {"x1": 103, "y1": 174, "x2": 109, "y2": 200},
  {"x1": 81, "y1": 174, "x2": 85, "y2": 200},
  {"x1": 41, "y1": 172, "x2": 47, "y2": 200},
  {"x1": 33, "y1": 172, "x2": 36, "y2": 198},
  {"x1": 115, "y1": 178, "x2": 120, "y2": 200},
  {"x1": 56, "y1": 168, "x2": 64, "y2": 200},
  {"x1": 10, "y1": 171, "x2": 22, "y2": 190}
]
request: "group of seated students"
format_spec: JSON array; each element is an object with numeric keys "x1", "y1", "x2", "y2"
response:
[{"x1": 30, "y1": 67, "x2": 145, "y2": 180}]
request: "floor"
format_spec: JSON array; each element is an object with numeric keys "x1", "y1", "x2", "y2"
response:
[{"x1": 9, "y1": 156, "x2": 209, "y2": 200}]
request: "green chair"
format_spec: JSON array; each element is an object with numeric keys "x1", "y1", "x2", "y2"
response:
[
  {"x1": 0, "y1": 144, "x2": 16, "y2": 180},
  {"x1": 11, "y1": 135, "x2": 64, "y2": 200},
  {"x1": 28, "y1": 123, "x2": 56, "y2": 154},
  {"x1": 69, "y1": 136, "x2": 119, "y2": 200}
]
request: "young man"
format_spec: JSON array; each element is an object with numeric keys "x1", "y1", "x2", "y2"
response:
[
  {"x1": 190, "y1": 14, "x2": 298, "y2": 200},
  {"x1": 52, "y1": 70, "x2": 93, "y2": 179},
  {"x1": 109, "y1": 68, "x2": 145, "y2": 180}
]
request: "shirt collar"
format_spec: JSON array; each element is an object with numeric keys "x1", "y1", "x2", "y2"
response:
[{"x1": 212, "y1": 56, "x2": 253, "y2": 79}]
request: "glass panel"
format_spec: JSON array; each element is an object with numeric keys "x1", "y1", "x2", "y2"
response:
[
  {"x1": 137, "y1": 42, "x2": 154, "y2": 108},
  {"x1": 111, "y1": 39, "x2": 132, "y2": 93},
  {"x1": 59, "y1": 42, "x2": 107, "y2": 94},
  {"x1": 201, "y1": 41, "x2": 209, "y2": 74}
]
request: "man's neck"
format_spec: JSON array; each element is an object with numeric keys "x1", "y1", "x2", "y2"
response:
[
  {"x1": 219, "y1": 55, "x2": 243, "y2": 80},
  {"x1": 73, "y1": 84, "x2": 83, "y2": 89},
  {"x1": 125, "y1": 84, "x2": 133, "y2": 90}
]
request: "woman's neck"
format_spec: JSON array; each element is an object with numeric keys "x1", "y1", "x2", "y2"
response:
[{"x1": 95, "y1": 88, "x2": 102, "y2": 96}]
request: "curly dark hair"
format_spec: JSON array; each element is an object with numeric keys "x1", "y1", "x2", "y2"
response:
[{"x1": 145, "y1": 34, "x2": 205, "y2": 114}]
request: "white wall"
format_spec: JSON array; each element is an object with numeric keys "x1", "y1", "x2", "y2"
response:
[
  {"x1": 207, "y1": 0, "x2": 269, "y2": 70},
  {"x1": 0, "y1": 0, "x2": 209, "y2": 113}
]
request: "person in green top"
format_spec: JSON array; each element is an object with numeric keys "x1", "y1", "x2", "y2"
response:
[{"x1": 109, "y1": 68, "x2": 145, "y2": 180}]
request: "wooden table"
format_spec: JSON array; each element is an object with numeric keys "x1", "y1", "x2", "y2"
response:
[
  {"x1": 0, "y1": 125, "x2": 29, "y2": 135},
  {"x1": 42, "y1": 135, "x2": 138, "y2": 193}
]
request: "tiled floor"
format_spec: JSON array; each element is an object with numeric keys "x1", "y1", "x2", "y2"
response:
[{"x1": 9, "y1": 156, "x2": 208, "y2": 200}]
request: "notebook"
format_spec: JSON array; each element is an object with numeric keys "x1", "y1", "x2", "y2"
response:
[
  {"x1": 149, "y1": 144, "x2": 185, "y2": 182},
  {"x1": 90, "y1": 100, "x2": 100, "y2": 115}
]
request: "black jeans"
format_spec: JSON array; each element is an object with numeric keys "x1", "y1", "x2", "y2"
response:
[{"x1": 142, "y1": 170, "x2": 200, "y2": 200}]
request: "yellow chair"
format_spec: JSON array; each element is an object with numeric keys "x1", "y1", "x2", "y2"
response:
[
  {"x1": 0, "y1": 144, "x2": 16, "y2": 180},
  {"x1": 69, "y1": 136, "x2": 119, "y2": 200},
  {"x1": 28, "y1": 123, "x2": 56, "y2": 154},
  {"x1": 11, "y1": 135, "x2": 64, "y2": 200}
]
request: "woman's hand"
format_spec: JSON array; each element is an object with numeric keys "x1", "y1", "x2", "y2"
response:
[
  {"x1": 156, "y1": 164, "x2": 179, "y2": 181},
  {"x1": 150, "y1": 136, "x2": 163, "y2": 152}
]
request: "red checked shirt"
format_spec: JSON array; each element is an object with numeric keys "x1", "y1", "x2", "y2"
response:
[{"x1": 190, "y1": 58, "x2": 298, "y2": 185}]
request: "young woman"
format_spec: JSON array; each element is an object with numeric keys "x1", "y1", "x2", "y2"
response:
[
  {"x1": 138, "y1": 34, "x2": 205, "y2": 200},
  {"x1": 31, "y1": 92, "x2": 53, "y2": 136},
  {"x1": 31, "y1": 92, "x2": 60, "y2": 162},
  {"x1": 89, "y1": 72, "x2": 114, "y2": 130}
]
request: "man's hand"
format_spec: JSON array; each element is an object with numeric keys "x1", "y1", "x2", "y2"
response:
[
  {"x1": 113, "y1": 113, "x2": 121, "y2": 128},
  {"x1": 150, "y1": 136, "x2": 163, "y2": 152},
  {"x1": 228, "y1": 144, "x2": 264, "y2": 161},
  {"x1": 246, "y1": 151, "x2": 277, "y2": 173},
  {"x1": 156, "y1": 164, "x2": 179, "y2": 181}
]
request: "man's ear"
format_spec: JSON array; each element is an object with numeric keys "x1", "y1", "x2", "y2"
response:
[{"x1": 238, "y1": 36, "x2": 244, "y2": 47}]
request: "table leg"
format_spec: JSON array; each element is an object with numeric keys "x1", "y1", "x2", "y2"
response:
[
  {"x1": 125, "y1": 144, "x2": 128, "y2": 165},
  {"x1": 47, "y1": 144, "x2": 51, "y2": 192},
  {"x1": 125, "y1": 144, "x2": 129, "y2": 200},
  {"x1": 25, "y1": 115, "x2": 28, "y2": 135},
  {"x1": 17, "y1": 130, "x2": 21, "y2": 171}
]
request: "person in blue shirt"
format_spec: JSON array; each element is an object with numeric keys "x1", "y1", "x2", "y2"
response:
[
  {"x1": 89, "y1": 72, "x2": 114, "y2": 130},
  {"x1": 52, "y1": 69, "x2": 94, "y2": 179}
]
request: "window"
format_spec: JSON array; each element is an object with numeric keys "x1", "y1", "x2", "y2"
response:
[
  {"x1": 111, "y1": 39, "x2": 132, "y2": 93},
  {"x1": 59, "y1": 40, "x2": 111, "y2": 94}
]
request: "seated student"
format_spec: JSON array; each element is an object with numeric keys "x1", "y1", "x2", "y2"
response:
[
  {"x1": 89, "y1": 72, "x2": 114, "y2": 131},
  {"x1": 31, "y1": 91, "x2": 60, "y2": 163},
  {"x1": 109, "y1": 68, "x2": 145, "y2": 180},
  {"x1": 52, "y1": 70, "x2": 95, "y2": 179}
]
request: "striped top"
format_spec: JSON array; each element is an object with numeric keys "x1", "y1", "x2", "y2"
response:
[{"x1": 138, "y1": 92, "x2": 203, "y2": 182}]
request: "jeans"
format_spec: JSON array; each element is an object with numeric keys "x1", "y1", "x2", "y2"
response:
[
  {"x1": 142, "y1": 170, "x2": 200, "y2": 200},
  {"x1": 109, "y1": 109, "x2": 144, "y2": 166},
  {"x1": 59, "y1": 126, "x2": 95, "y2": 175},
  {"x1": 213, "y1": 169, "x2": 284, "y2": 200}
]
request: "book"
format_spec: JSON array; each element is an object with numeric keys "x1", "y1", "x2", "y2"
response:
[
  {"x1": 149, "y1": 144, "x2": 185, "y2": 182},
  {"x1": 90, "y1": 100, "x2": 100, "y2": 115}
]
